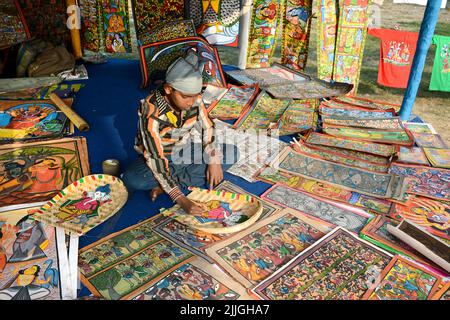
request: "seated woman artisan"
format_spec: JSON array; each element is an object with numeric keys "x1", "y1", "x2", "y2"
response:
[{"x1": 122, "y1": 50, "x2": 239, "y2": 215}]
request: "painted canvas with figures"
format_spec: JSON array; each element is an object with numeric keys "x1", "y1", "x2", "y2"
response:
[{"x1": 0, "y1": 0, "x2": 448, "y2": 305}]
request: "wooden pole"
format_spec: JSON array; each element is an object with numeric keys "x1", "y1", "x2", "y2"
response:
[
  {"x1": 66, "y1": 0, "x2": 83, "y2": 59},
  {"x1": 49, "y1": 93, "x2": 90, "y2": 132}
]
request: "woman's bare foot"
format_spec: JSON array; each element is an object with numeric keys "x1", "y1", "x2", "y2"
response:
[{"x1": 150, "y1": 186, "x2": 164, "y2": 202}]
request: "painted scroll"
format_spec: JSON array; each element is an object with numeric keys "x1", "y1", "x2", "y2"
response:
[
  {"x1": 317, "y1": 0, "x2": 338, "y2": 81},
  {"x1": 304, "y1": 132, "x2": 397, "y2": 157},
  {"x1": 276, "y1": 99, "x2": 318, "y2": 135},
  {"x1": 423, "y1": 148, "x2": 450, "y2": 169},
  {"x1": 281, "y1": 0, "x2": 313, "y2": 71},
  {"x1": 102, "y1": 0, "x2": 132, "y2": 53},
  {"x1": 79, "y1": 0, "x2": 101, "y2": 52},
  {"x1": 138, "y1": 19, "x2": 197, "y2": 46},
  {"x1": 397, "y1": 147, "x2": 430, "y2": 166},
  {"x1": 207, "y1": 85, "x2": 259, "y2": 120},
  {"x1": 246, "y1": 0, "x2": 284, "y2": 68},
  {"x1": 333, "y1": 0, "x2": 370, "y2": 93},
  {"x1": 333, "y1": 96, "x2": 401, "y2": 112}
]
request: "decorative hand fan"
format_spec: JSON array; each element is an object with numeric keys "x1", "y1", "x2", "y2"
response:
[
  {"x1": 162, "y1": 187, "x2": 263, "y2": 234},
  {"x1": 33, "y1": 174, "x2": 128, "y2": 236}
]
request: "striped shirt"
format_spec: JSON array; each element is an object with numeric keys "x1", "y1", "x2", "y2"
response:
[{"x1": 135, "y1": 88, "x2": 220, "y2": 202}]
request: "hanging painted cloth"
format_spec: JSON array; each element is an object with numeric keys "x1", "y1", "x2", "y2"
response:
[
  {"x1": 368, "y1": 28, "x2": 419, "y2": 88},
  {"x1": 429, "y1": 35, "x2": 450, "y2": 92}
]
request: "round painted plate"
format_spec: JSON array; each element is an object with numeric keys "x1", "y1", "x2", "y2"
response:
[
  {"x1": 33, "y1": 174, "x2": 128, "y2": 235},
  {"x1": 162, "y1": 187, "x2": 263, "y2": 234}
]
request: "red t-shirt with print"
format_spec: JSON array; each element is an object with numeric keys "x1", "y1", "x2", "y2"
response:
[{"x1": 368, "y1": 28, "x2": 419, "y2": 88}]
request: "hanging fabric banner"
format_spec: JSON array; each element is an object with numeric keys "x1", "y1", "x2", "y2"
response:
[
  {"x1": 246, "y1": 0, "x2": 285, "y2": 68},
  {"x1": 281, "y1": 0, "x2": 313, "y2": 71}
]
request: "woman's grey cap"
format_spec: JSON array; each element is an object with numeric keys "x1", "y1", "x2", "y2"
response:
[{"x1": 165, "y1": 51, "x2": 203, "y2": 95}]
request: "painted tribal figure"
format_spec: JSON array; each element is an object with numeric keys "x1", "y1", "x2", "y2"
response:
[{"x1": 122, "y1": 50, "x2": 239, "y2": 214}]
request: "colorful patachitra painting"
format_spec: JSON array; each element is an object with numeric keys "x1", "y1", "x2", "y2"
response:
[
  {"x1": 0, "y1": 207, "x2": 63, "y2": 300},
  {"x1": 138, "y1": 19, "x2": 197, "y2": 46},
  {"x1": 246, "y1": 0, "x2": 284, "y2": 68},
  {"x1": 429, "y1": 35, "x2": 450, "y2": 92},
  {"x1": 102, "y1": 0, "x2": 132, "y2": 53},
  {"x1": 17, "y1": 0, "x2": 70, "y2": 45},
  {"x1": 317, "y1": 0, "x2": 338, "y2": 81},
  {"x1": 0, "y1": 0, "x2": 30, "y2": 49},
  {"x1": 207, "y1": 85, "x2": 259, "y2": 120},
  {"x1": 79, "y1": 215, "x2": 193, "y2": 300},
  {"x1": 281, "y1": 0, "x2": 313, "y2": 71},
  {"x1": 131, "y1": 0, "x2": 185, "y2": 39},
  {"x1": 205, "y1": 208, "x2": 331, "y2": 288},
  {"x1": 131, "y1": 258, "x2": 252, "y2": 300},
  {"x1": 0, "y1": 137, "x2": 90, "y2": 212},
  {"x1": 333, "y1": 0, "x2": 370, "y2": 93},
  {"x1": 389, "y1": 163, "x2": 450, "y2": 201},
  {"x1": 187, "y1": 0, "x2": 241, "y2": 47},
  {"x1": 387, "y1": 195, "x2": 450, "y2": 243},
  {"x1": 252, "y1": 227, "x2": 392, "y2": 300},
  {"x1": 79, "y1": 0, "x2": 102, "y2": 52},
  {"x1": 0, "y1": 99, "x2": 73, "y2": 144},
  {"x1": 362, "y1": 256, "x2": 443, "y2": 300},
  {"x1": 34, "y1": 175, "x2": 128, "y2": 236}
]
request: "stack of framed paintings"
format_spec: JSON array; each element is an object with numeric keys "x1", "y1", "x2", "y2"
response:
[
  {"x1": 333, "y1": 96, "x2": 401, "y2": 112},
  {"x1": 293, "y1": 139, "x2": 390, "y2": 173},
  {"x1": 361, "y1": 256, "x2": 444, "y2": 300},
  {"x1": 254, "y1": 165, "x2": 394, "y2": 216},
  {"x1": 252, "y1": 227, "x2": 392, "y2": 300},
  {"x1": 304, "y1": 132, "x2": 397, "y2": 158},
  {"x1": 271, "y1": 147, "x2": 407, "y2": 200},
  {"x1": 261, "y1": 183, "x2": 372, "y2": 234},
  {"x1": 205, "y1": 208, "x2": 332, "y2": 289},
  {"x1": 412, "y1": 132, "x2": 448, "y2": 149},
  {"x1": 79, "y1": 215, "x2": 193, "y2": 300},
  {"x1": 0, "y1": 137, "x2": 90, "y2": 212}
]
